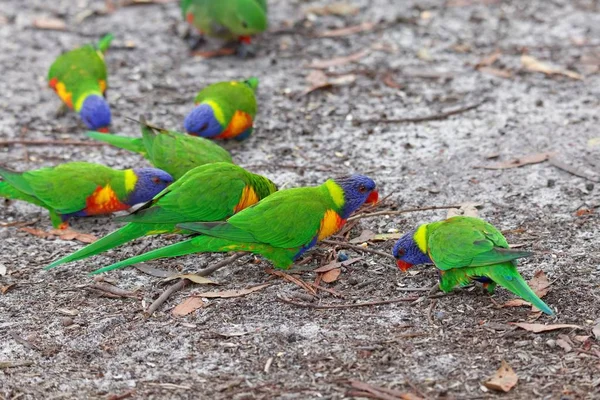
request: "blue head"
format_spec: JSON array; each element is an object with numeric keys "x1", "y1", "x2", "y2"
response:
[
  {"x1": 333, "y1": 174, "x2": 378, "y2": 219},
  {"x1": 80, "y1": 95, "x2": 111, "y2": 132},
  {"x1": 392, "y1": 228, "x2": 432, "y2": 271},
  {"x1": 183, "y1": 104, "x2": 224, "y2": 137},
  {"x1": 127, "y1": 168, "x2": 174, "y2": 206}
]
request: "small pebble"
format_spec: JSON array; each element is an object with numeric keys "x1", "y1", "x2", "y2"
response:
[
  {"x1": 337, "y1": 251, "x2": 349, "y2": 262},
  {"x1": 586, "y1": 183, "x2": 594, "y2": 191},
  {"x1": 547, "y1": 179, "x2": 556, "y2": 188},
  {"x1": 61, "y1": 317, "x2": 74, "y2": 327}
]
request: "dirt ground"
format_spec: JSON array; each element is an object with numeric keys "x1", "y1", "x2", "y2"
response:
[{"x1": 1, "y1": 0, "x2": 599, "y2": 399}]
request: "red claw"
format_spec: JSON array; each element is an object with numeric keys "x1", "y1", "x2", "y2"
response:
[
  {"x1": 366, "y1": 190, "x2": 379, "y2": 205},
  {"x1": 97, "y1": 127, "x2": 110, "y2": 133},
  {"x1": 396, "y1": 260, "x2": 413, "y2": 272}
]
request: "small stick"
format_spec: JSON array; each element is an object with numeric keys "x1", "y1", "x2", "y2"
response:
[
  {"x1": 307, "y1": 282, "x2": 344, "y2": 297},
  {"x1": 348, "y1": 204, "x2": 466, "y2": 221},
  {"x1": 277, "y1": 295, "x2": 420, "y2": 309},
  {"x1": 266, "y1": 268, "x2": 317, "y2": 296},
  {"x1": 322, "y1": 240, "x2": 395, "y2": 260},
  {"x1": 196, "y1": 252, "x2": 245, "y2": 276},
  {"x1": 0, "y1": 139, "x2": 107, "y2": 147},
  {"x1": 87, "y1": 283, "x2": 138, "y2": 298},
  {"x1": 549, "y1": 157, "x2": 599, "y2": 183}
]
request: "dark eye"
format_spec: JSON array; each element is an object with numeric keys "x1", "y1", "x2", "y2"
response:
[
  {"x1": 358, "y1": 185, "x2": 366, "y2": 193},
  {"x1": 396, "y1": 248, "x2": 405, "y2": 257},
  {"x1": 241, "y1": 20, "x2": 248, "y2": 28},
  {"x1": 198, "y1": 123, "x2": 208, "y2": 131},
  {"x1": 152, "y1": 177, "x2": 160, "y2": 184}
]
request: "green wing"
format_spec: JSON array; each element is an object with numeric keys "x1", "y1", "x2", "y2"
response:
[
  {"x1": 119, "y1": 163, "x2": 250, "y2": 224},
  {"x1": 87, "y1": 131, "x2": 146, "y2": 155},
  {"x1": 181, "y1": 185, "x2": 330, "y2": 249},
  {"x1": 428, "y1": 216, "x2": 533, "y2": 271},
  {"x1": 195, "y1": 80, "x2": 258, "y2": 120},
  {"x1": 96, "y1": 33, "x2": 113, "y2": 54}
]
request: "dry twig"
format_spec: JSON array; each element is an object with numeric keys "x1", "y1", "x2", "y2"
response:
[
  {"x1": 0, "y1": 139, "x2": 107, "y2": 147},
  {"x1": 277, "y1": 295, "x2": 420, "y2": 309},
  {"x1": 322, "y1": 240, "x2": 395, "y2": 260}
]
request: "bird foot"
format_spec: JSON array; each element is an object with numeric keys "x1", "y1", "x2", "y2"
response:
[
  {"x1": 187, "y1": 35, "x2": 206, "y2": 51},
  {"x1": 235, "y1": 42, "x2": 256, "y2": 58}
]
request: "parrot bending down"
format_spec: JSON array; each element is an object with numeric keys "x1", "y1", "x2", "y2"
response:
[
  {"x1": 184, "y1": 77, "x2": 258, "y2": 140},
  {"x1": 181, "y1": 0, "x2": 267, "y2": 52},
  {"x1": 48, "y1": 34, "x2": 113, "y2": 132},
  {"x1": 0, "y1": 162, "x2": 173, "y2": 229},
  {"x1": 45, "y1": 163, "x2": 278, "y2": 269},
  {"x1": 392, "y1": 216, "x2": 553, "y2": 315},
  {"x1": 88, "y1": 174, "x2": 378, "y2": 274},
  {"x1": 87, "y1": 118, "x2": 233, "y2": 180}
]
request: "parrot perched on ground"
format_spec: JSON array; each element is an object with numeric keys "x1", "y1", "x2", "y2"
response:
[
  {"x1": 48, "y1": 34, "x2": 113, "y2": 132},
  {"x1": 87, "y1": 118, "x2": 233, "y2": 180},
  {"x1": 0, "y1": 162, "x2": 173, "y2": 229},
  {"x1": 184, "y1": 78, "x2": 258, "y2": 140},
  {"x1": 45, "y1": 163, "x2": 278, "y2": 269},
  {"x1": 181, "y1": 0, "x2": 268, "y2": 55},
  {"x1": 86, "y1": 174, "x2": 378, "y2": 275},
  {"x1": 392, "y1": 216, "x2": 554, "y2": 315}
]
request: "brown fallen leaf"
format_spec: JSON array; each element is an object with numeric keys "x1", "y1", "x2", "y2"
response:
[
  {"x1": 475, "y1": 49, "x2": 501, "y2": 69},
  {"x1": 474, "y1": 152, "x2": 555, "y2": 170},
  {"x1": 194, "y1": 283, "x2": 270, "y2": 299},
  {"x1": 49, "y1": 228, "x2": 97, "y2": 244},
  {"x1": 163, "y1": 274, "x2": 217, "y2": 285},
  {"x1": 348, "y1": 380, "x2": 423, "y2": 400},
  {"x1": 484, "y1": 360, "x2": 518, "y2": 392},
  {"x1": 309, "y1": 49, "x2": 370, "y2": 69},
  {"x1": 302, "y1": 70, "x2": 356, "y2": 96},
  {"x1": 321, "y1": 268, "x2": 341, "y2": 283},
  {"x1": 479, "y1": 66, "x2": 513, "y2": 79},
  {"x1": 505, "y1": 270, "x2": 551, "y2": 309},
  {"x1": 511, "y1": 323, "x2": 582, "y2": 333},
  {"x1": 1, "y1": 284, "x2": 16, "y2": 294},
  {"x1": 266, "y1": 269, "x2": 316, "y2": 295},
  {"x1": 349, "y1": 229, "x2": 376, "y2": 244},
  {"x1": 521, "y1": 55, "x2": 583, "y2": 80},
  {"x1": 172, "y1": 297, "x2": 205, "y2": 316},
  {"x1": 135, "y1": 264, "x2": 176, "y2": 278},
  {"x1": 382, "y1": 73, "x2": 404, "y2": 89},
  {"x1": 191, "y1": 47, "x2": 236, "y2": 58},
  {"x1": 32, "y1": 17, "x2": 66, "y2": 31},
  {"x1": 305, "y1": 2, "x2": 359, "y2": 16},
  {"x1": 313, "y1": 261, "x2": 341, "y2": 273},
  {"x1": 556, "y1": 335, "x2": 573, "y2": 352},
  {"x1": 316, "y1": 22, "x2": 375, "y2": 38}
]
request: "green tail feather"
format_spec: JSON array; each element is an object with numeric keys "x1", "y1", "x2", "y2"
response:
[
  {"x1": 90, "y1": 236, "x2": 297, "y2": 275},
  {"x1": 244, "y1": 77, "x2": 259, "y2": 91},
  {"x1": 87, "y1": 131, "x2": 146, "y2": 155},
  {"x1": 440, "y1": 263, "x2": 553, "y2": 315},
  {"x1": 97, "y1": 33, "x2": 114, "y2": 54},
  {"x1": 0, "y1": 181, "x2": 63, "y2": 228},
  {"x1": 45, "y1": 223, "x2": 173, "y2": 269}
]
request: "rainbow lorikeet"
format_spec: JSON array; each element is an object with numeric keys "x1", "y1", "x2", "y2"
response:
[
  {"x1": 181, "y1": 0, "x2": 267, "y2": 52},
  {"x1": 87, "y1": 174, "x2": 378, "y2": 274},
  {"x1": 87, "y1": 118, "x2": 232, "y2": 180},
  {"x1": 184, "y1": 78, "x2": 258, "y2": 140},
  {"x1": 48, "y1": 34, "x2": 113, "y2": 132},
  {"x1": 45, "y1": 163, "x2": 278, "y2": 269},
  {"x1": 392, "y1": 216, "x2": 553, "y2": 315},
  {"x1": 0, "y1": 162, "x2": 172, "y2": 229}
]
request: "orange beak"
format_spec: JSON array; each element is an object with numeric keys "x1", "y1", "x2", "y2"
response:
[
  {"x1": 366, "y1": 190, "x2": 379, "y2": 205},
  {"x1": 97, "y1": 127, "x2": 110, "y2": 133},
  {"x1": 396, "y1": 260, "x2": 412, "y2": 272}
]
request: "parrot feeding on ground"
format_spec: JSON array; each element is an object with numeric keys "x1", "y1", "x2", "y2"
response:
[
  {"x1": 0, "y1": 162, "x2": 173, "y2": 229},
  {"x1": 48, "y1": 34, "x2": 113, "y2": 132},
  {"x1": 392, "y1": 216, "x2": 553, "y2": 315},
  {"x1": 181, "y1": 0, "x2": 267, "y2": 53},
  {"x1": 184, "y1": 77, "x2": 258, "y2": 140},
  {"x1": 46, "y1": 163, "x2": 278, "y2": 269},
  {"x1": 87, "y1": 118, "x2": 233, "y2": 180},
  {"x1": 87, "y1": 174, "x2": 378, "y2": 275}
]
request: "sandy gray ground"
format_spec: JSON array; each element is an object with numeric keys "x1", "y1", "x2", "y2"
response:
[{"x1": 1, "y1": 0, "x2": 600, "y2": 399}]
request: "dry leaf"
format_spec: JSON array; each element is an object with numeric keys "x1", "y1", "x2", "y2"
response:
[
  {"x1": 371, "y1": 233, "x2": 402, "y2": 241},
  {"x1": 511, "y1": 323, "x2": 582, "y2": 333},
  {"x1": 309, "y1": 49, "x2": 370, "y2": 69},
  {"x1": 163, "y1": 274, "x2": 217, "y2": 285},
  {"x1": 521, "y1": 55, "x2": 583, "y2": 80},
  {"x1": 32, "y1": 17, "x2": 66, "y2": 31},
  {"x1": 474, "y1": 152, "x2": 554, "y2": 170},
  {"x1": 303, "y1": 70, "x2": 356, "y2": 95},
  {"x1": 49, "y1": 228, "x2": 97, "y2": 244},
  {"x1": 479, "y1": 66, "x2": 513, "y2": 79},
  {"x1": 313, "y1": 262, "x2": 341, "y2": 273},
  {"x1": 349, "y1": 229, "x2": 376, "y2": 244},
  {"x1": 556, "y1": 335, "x2": 573, "y2": 352},
  {"x1": 484, "y1": 360, "x2": 518, "y2": 392},
  {"x1": 475, "y1": 50, "x2": 501, "y2": 69},
  {"x1": 172, "y1": 297, "x2": 205, "y2": 316},
  {"x1": 306, "y1": 2, "x2": 359, "y2": 16},
  {"x1": 528, "y1": 270, "x2": 551, "y2": 298},
  {"x1": 316, "y1": 21, "x2": 375, "y2": 38},
  {"x1": 321, "y1": 268, "x2": 341, "y2": 283},
  {"x1": 1, "y1": 284, "x2": 15, "y2": 294},
  {"x1": 136, "y1": 264, "x2": 176, "y2": 278},
  {"x1": 195, "y1": 283, "x2": 270, "y2": 299},
  {"x1": 593, "y1": 323, "x2": 600, "y2": 341},
  {"x1": 348, "y1": 380, "x2": 423, "y2": 400}
]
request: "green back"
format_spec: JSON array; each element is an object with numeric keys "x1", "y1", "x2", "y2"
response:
[
  {"x1": 48, "y1": 45, "x2": 107, "y2": 110},
  {"x1": 194, "y1": 79, "x2": 258, "y2": 123},
  {"x1": 119, "y1": 163, "x2": 276, "y2": 224},
  {"x1": 140, "y1": 122, "x2": 233, "y2": 180},
  {"x1": 17, "y1": 162, "x2": 126, "y2": 214},
  {"x1": 185, "y1": 0, "x2": 267, "y2": 38},
  {"x1": 426, "y1": 216, "x2": 531, "y2": 271}
]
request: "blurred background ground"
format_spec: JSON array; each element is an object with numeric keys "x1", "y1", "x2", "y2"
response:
[{"x1": 0, "y1": 0, "x2": 599, "y2": 399}]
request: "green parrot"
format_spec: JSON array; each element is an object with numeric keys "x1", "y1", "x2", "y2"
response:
[
  {"x1": 87, "y1": 174, "x2": 378, "y2": 275},
  {"x1": 392, "y1": 216, "x2": 553, "y2": 315},
  {"x1": 0, "y1": 162, "x2": 173, "y2": 229},
  {"x1": 87, "y1": 118, "x2": 233, "y2": 180},
  {"x1": 184, "y1": 77, "x2": 258, "y2": 140},
  {"x1": 181, "y1": 0, "x2": 268, "y2": 54},
  {"x1": 48, "y1": 34, "x2": 113, "y2": 132},
  {"x1": 45, "y1": 163, "x2": 278, "y2": 269}
]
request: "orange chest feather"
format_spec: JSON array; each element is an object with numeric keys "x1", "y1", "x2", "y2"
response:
[
  {"x1": 216, "y1": 110, "x2": 253, "y2": 139},
  {"x1": 85, "y1": 185, "x2": 129, "y2": 215},
  {"x1": 234, "y1": 185, "x2": 259, "y2": 213},
  {"x1": 49, "y1": 78, "x2": 73, "y2": 109},
  {"x1": 317, "y1": 210, "x2": 346, "y2": 241}
]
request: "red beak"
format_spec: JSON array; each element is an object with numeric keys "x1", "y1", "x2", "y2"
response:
[
  {"x1": 97, "y1": 127, "x2": 110, "y2": 133},
  {"x1": 396, "y1": 260, "x2": 413, "y2": 272},
  {"x1": 366, "y1": 190, "x2": 379, "y2": 205}
]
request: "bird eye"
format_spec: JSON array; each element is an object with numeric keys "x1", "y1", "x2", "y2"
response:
[
  {"x1": 199, "y1": 123, "x2": 208, "y2": 131},
  {"x1": 396, "y1": 248, "x2": 405, "y2": 257},
  {"x1": 358, "y1": 185, "x2": 366, "y2": 193},
  {"x1": 241, "y1": 20, "x2": 248, "y2": 28},
  {"x1": 152, "y1": 177, "x2": 160, "y2": 184}
]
